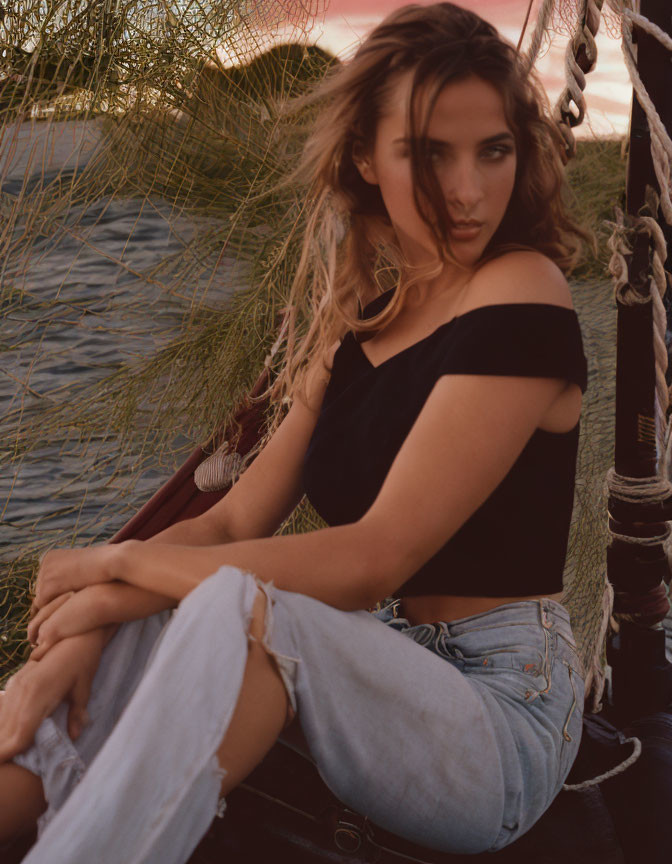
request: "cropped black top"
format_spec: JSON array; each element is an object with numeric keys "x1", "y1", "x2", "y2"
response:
[{"x1": 301, "y1": 288, "x2": 588, "y2": 598}]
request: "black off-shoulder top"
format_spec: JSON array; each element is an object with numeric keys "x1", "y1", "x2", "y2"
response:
[{"x1": 301, "y1": 288, "x2": 588, "y2": 598}]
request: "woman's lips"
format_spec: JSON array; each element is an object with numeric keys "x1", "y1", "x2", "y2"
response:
[{"x1": 450, "y1": 222, "x2": 483, "y2": 241}]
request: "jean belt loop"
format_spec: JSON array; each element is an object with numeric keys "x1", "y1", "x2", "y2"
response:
[{"x1": 539, "y1": 598, "x2": 553, "y2": 631}]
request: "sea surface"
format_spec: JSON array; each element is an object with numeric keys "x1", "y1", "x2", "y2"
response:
[{"x1": 0, "y1": 119, "x2": 248, "y2": 560}]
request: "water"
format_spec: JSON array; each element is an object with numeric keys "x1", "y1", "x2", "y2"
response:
[{"x1": 0, "y1": 121, "x2": 247, "y2": 559}]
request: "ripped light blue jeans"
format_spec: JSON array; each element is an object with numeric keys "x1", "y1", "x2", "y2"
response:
[{"x1": 12, "y1": 566, "x2": 584, "y2": 862}]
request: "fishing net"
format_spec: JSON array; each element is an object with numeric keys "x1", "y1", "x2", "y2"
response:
[
  {"x1": 0, "y1": 0, "x2": 630, "y2": 700},
  {"x1": 0, "y1": 0, "x2": 333, "y2": 680}
]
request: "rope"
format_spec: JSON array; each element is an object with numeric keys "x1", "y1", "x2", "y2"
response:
[
  {"x1": 609, "y1": 528, "x2": 671, "y2": 546},
  {"x1": 521, "y1": 0, "x2": 556, "y2": 73},
  {"x1": 562, "y1": 734, "x2": 642, "y2": 790},
  {"x1": 584, "y1": 578, "x2": 614, "y2": 713},
  {"x1": 605, "y1": 207, "x2": 671, "y2": 476},
  {"x1": 517, "y1": 0, "x2": 537, "y2": 53},
  {"x1": 605, "y1": 207, "x2": 650, "y2": 303},
  {"x1": 605, "y1": 468, "x2": 672, "y2": 505},
  {"x1": 604, "y1": 0, "x2": 672, "y2": 478},
  {"x1": 552, "y1": 0, "x2": 605, "y2": 158},
  {"x1": 619, "y1": 6, "x2": 672, "y2": 225},
  {"x1": 194, "y1": 440, "x2": 244, "y2": 491}
]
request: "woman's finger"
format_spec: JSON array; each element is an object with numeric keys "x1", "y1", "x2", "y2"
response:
[
  {"x1": 67, "y1": 672, "x2": 93, "y2": 741},
  {"x1": 30, "y1": 642, "x2": 50, "y2": 661},
  {"x1": 0, "y1": 633, "x2": 104, "y2": 762},
  {"x1": 27, "y1": 592, "x2": 74, "y2": 646},
  {"x1": 29, "y1": 589, "x2": 106, "y2": 659}
]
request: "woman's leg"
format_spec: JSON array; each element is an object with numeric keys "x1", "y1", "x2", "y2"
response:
[
  {"x1": 0, "y1": 764, "x2": 46, "y2": 842},
  {"x1": 6, "y1": 593, "x2": 292, "y2": 845},
  {"x1": 215, "y1": 584, "x2": 295, "y2": 795},
  {"x1": 19, "y1": 567, "x2": 299, "y2": 864},
  {"x1": 262, "y1": 592, "x2": 582, "y2": 855},
  {"x1": 12, "y1": 568, "x2": 575, "y2": 861},
  {"x1": 3, "y1": 585, "x2": 291, "y2": 848},
  {"x1": 19, "y1": 566, "x2": 507, "y2": 859},
  {"x1": 10, "y1": 609, "x2": 172, "y2": 841},
  {"x1": 265, "y1": 586, "x2": 511, "y2": 855},
  {"x1": 0, "y1": 598, "x2": 321, "y2": 847}
]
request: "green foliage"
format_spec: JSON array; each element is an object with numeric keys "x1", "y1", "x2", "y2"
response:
[
  {"x1": 1, "y1": 1, "x2": 333, "y2": 683},
  {"x1": 564, "y1": 137, "x2": 628, "y2": 280}
]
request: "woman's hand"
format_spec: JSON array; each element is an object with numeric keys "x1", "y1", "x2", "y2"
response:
[
  {"x1": 28, "y1": 585, "x2": 114, "y2": 659},
  {"x1": 32, "y1": 545, "x2": 117, "y2": 612},
  {"x1": 28, "y1": 583, "x2": 177, "y2": 658},
  {"x1": 0, "y1": 629, "x2": 108, "y2": 764}
]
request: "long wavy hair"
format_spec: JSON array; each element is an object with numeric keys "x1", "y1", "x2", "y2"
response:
[{"x1": 262, "y1": 1, "x2": 594, "y2": 425}]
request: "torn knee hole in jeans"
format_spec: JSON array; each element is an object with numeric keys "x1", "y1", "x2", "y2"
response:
[
  {"x1": 244, "y1": 576, "x2": 300, "y2": 727},
  {"x1": 212, "y1": 761, "x2": 228, "y2": 819}
]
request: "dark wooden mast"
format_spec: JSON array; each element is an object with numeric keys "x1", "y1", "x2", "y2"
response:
[{"x1": 607, "y1": 0, "x2": 672, "y2": 718}]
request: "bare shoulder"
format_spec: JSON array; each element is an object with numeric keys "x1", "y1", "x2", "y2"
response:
[{"x1": 465, "y1": 250, "x2": 573, "y2": 312}]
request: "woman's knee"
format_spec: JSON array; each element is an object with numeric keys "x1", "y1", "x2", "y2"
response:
[
  {"x1": 177, "y1": 565, "x2": 254, "y2": 621},
  {"x1": 248, "y1": 585, "x2": 268, "y2": 643},
  {"x1": 247, "y1": 587, "x2": 296, "y2": 727},
  {"x1": 177, "y1": 567, "x2": 299, "y2": 723}
]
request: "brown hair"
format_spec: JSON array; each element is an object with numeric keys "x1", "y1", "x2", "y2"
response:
[{"x1": 261, "y1": 2, "x2": 593, "y2": 428}]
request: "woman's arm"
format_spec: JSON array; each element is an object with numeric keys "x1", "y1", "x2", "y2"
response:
[
  {"x1": 115, "y1": 522, "x2": 384, "y2": 609},
  {"x1": 27, "y1": 518, "x2": 241, "y2": 648},
  {"x1": 34, "y1": 520, "x2": 384, "y2": 615},
  {"x1": 96, "y1": 516, "x2": 241, "y2": 618}
]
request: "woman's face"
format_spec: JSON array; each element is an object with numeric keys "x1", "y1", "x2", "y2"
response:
[{"x1": 355, "y1": 71, "x2": 517, "y2": 272}]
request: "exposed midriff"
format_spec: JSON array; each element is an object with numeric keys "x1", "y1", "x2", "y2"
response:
[{"x1": 400, "y1": 591, "x2": 565, "y2": 626}]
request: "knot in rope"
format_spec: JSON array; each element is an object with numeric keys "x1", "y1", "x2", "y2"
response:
[
  {"x1": 605, "y1": 467, "x2": 672, "y2": 506},
  {"x1": 605, "y1": 206, "x2": 646, "y2": 304}
]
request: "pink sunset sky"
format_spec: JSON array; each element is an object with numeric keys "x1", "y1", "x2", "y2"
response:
[{"x1": 263, "y1": 0, "x2": 632, "y2": 138}]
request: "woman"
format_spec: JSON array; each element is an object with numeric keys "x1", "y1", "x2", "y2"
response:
[{"x1": 1, "y1": 3, "x2": 592, "y2": 860}]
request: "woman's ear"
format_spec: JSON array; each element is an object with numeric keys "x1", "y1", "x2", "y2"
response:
[{"x1": 352, "y1": 141, "x2": 379, "y2": 186}]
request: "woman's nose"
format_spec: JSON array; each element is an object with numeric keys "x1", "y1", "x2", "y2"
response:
[{"x1": 444, "y1": 160, "x2": 484, "y2": 211}]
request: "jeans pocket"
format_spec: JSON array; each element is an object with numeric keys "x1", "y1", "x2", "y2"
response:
[
  {"x1": 457, "y1": 623, "x2": 552, "y2": 700},
  {"x1": 454, "y1": 642, "x2": 550, "y2": 702}
]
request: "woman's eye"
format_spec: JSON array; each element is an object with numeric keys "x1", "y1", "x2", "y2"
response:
[
  {"x1": 398, "y1": 146, "x2": 512, "y2": 163},
  {"x1": 482, "y1": 145, "x2": 514, "y2": 160}
]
